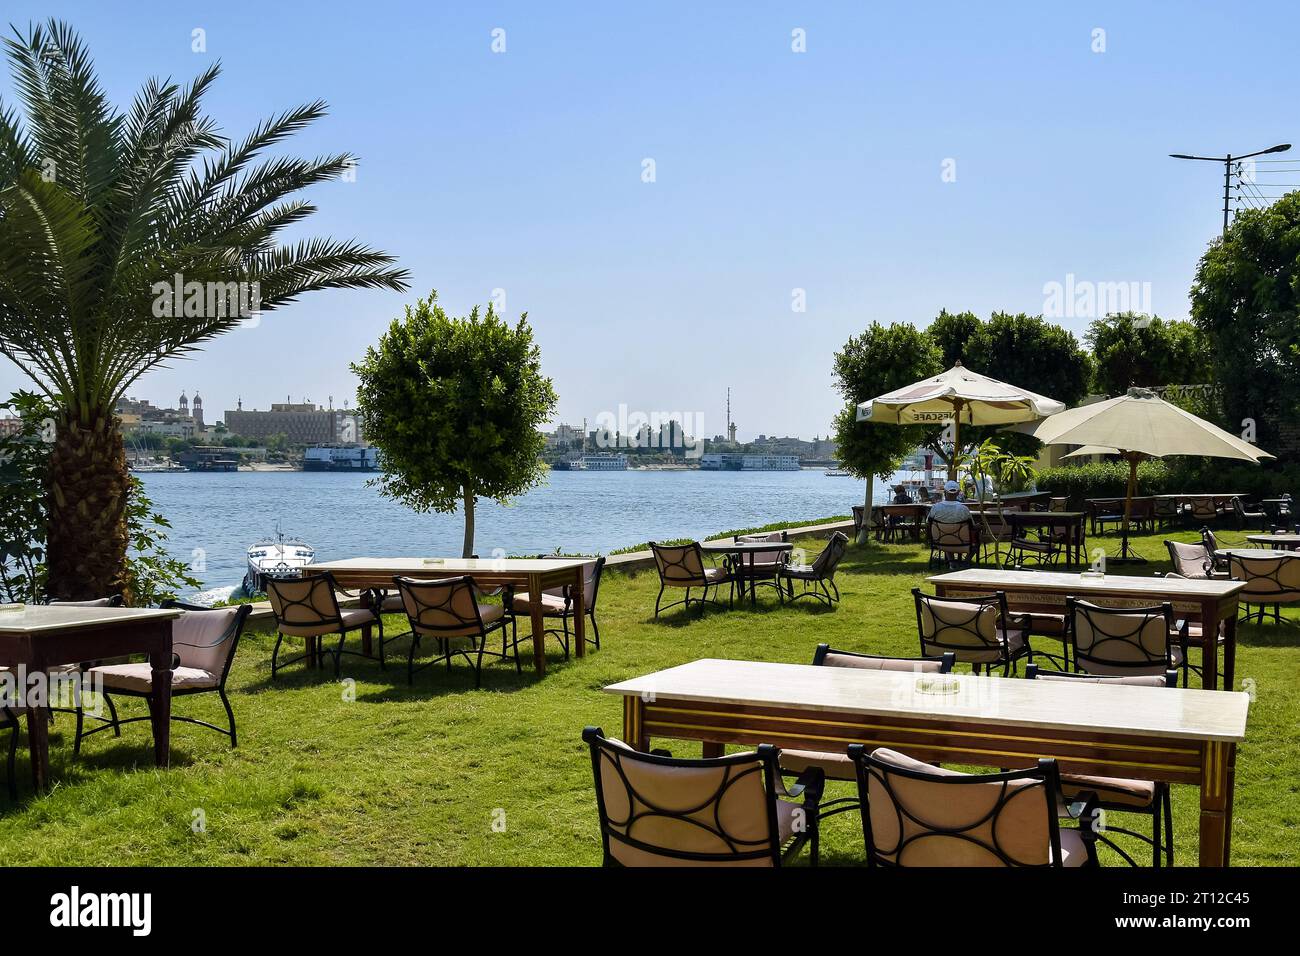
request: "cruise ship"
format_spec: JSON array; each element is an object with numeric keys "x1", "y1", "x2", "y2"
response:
[{"x1": 302, "y1": 444, "x2": 379, "y2": 471}]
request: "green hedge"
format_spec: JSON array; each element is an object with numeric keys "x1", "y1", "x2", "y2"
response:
[{"x1": 1036, "y1": 460, "x2": 1300, "y2": 507}]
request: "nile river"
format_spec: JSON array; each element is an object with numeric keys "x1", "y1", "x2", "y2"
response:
[{"x1": 141, "y1": 468, "x2": 906, "y2": 592}]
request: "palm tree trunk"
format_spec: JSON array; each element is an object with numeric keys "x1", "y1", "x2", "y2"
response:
[
  {"x1": 462, "y1": 489, "x2": 476, "y2": 559},
  {"x1": 45, "y1": 410, "x2": 131, "y2": 601}
]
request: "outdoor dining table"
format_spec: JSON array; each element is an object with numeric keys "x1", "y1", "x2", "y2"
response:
[
  {"x1": 306, "y1": 557, "x2": 595, "y2": 676},
  {"x1": 1259, "y1": 498, "x2": 1293, "y2": 519},
  {"x1": 870, "y1": 502, "x2": 930, "y2": 542},
  {"x1": 700, "y1": 541, "x2": 794, "y2": 609},
  {"x1": 604, "y1": 658, "x2": 1250, "y2": 866},
  {"x1": 1216, "y1": 548, "x2": 1300, "y2": 561},
  {"x1": 1245, "y1": 533, "x2": 1300, "y2": 551},
  {"x1": 999, "y1": 510, "x2": 1087, "y2": 563},
  {"x1": 0, "y1": 604, "x2": 180, "y2": 792},
  {"x1": 927, "y1": 568, "x2": 1244, "y2": 691}
]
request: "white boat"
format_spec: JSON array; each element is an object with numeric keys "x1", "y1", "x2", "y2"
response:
[{"x1": 244, "y1": 527, "x2": 315, "y2": 594}]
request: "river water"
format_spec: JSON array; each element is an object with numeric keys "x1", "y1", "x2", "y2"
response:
[{"x1": 140, "y1": 468, "x2": 909, "y2": 593}]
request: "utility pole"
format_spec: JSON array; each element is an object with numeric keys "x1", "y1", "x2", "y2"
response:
[{"x1": 1170, "y1": 143, "x2": 1291, "y2": 235}]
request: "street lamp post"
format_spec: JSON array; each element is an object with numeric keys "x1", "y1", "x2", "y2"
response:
[{"x1": 1170, "y1": 143, "x2": 1291, "y2": 235}]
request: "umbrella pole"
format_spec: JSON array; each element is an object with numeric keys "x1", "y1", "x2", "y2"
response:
[
  {"x1": 948, "y1": 400, "x2": 962, "y2": 482},
  {"x1": 1112, "y1": 451, "x2": 1147, "y2": 564}
]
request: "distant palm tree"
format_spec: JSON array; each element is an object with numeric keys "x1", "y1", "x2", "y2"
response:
[{"x1": 0, "y1": 21, "x2": 409, "y2": 599}]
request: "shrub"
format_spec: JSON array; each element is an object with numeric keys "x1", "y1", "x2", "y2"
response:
[{"x1": 1037, "y1": 459, "x2": 1299, "y2": 507}]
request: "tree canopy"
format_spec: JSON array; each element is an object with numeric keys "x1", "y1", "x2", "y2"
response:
[
  {"x1": 832, "y1": 323, "x2": 942, "y2": 524},
  {"x1": 1190, "y1": 192, "x2": 1300, "y2": 455},
  {"x1": 1085, "y1": 313, "x2": 1211, "y2": 397},
  {"x1": 352, "y1": 293, "x2": 558, "y2": 557}
]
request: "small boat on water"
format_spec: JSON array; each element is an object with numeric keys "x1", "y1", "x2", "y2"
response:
[{"x1": 243, "y1": 527, "x2": 315, "y2": 594}]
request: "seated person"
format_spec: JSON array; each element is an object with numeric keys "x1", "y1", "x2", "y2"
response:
[
  {"x1": 891, "y1": 484, "x2": 913, "y2": 504},
  {"x1": 929, "y1": 480, "x2": 972, "y2": 524}
]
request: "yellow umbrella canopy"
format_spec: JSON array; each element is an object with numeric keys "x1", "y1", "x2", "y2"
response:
[
  {"x1": 857, "y1": 361, "x2": 1066, "y2": 479},
  {"x1": 1009, "y1": 388, "x2": 1273, "y2": 560}
]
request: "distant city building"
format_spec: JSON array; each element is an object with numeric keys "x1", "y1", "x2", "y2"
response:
[
  {"x1": 116, "y1": 391, "x2": 204, "y2": 437},
  {"x1": 0, "y1": 417, "x2": 25, "y2": 438},
  {"x1": 224, "y1": 398, "x2": 344, "y2": 445},
  {"x1": 700, "y1": 453, "x2": 800, "y2": 471}
]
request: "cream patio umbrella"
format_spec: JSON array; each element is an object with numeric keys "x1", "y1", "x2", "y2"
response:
[
  {"x1": 857, "y1": 361, "x2": 1066, "y2": 480},
  {"x1": 1009, "y1": 387, "x2": 1273, "y2": 561}
]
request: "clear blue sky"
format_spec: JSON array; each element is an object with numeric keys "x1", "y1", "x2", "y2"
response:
[{"x1": 3, "y1": 1, "x2": 1297, "y2": 440}]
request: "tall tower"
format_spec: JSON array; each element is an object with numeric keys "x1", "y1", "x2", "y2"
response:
[
  {"x1": 726, "y1": 387, "x2": 737, "y2": 446},
  {"x1": 191, "y1": 391, "x2": 204, "y2": 430},
  {"x1": 178, "y1": 390, "x2": 188, "y2": 413}
]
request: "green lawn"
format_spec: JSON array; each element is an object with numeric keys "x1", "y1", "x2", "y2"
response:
[{"x1": 1, "y1": 525, "x2": 1297, "y2": 866}]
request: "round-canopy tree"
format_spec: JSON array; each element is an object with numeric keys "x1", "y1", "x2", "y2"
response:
[
  {"x1": 0, "y1": 21, "x2": 409, "y2": 599},
  {"x1": 352, "y1": 293, "x2": 558, "y2": 558},
  {"x1": 832, "y1": 322, "x2": 943, "y2": 541}
]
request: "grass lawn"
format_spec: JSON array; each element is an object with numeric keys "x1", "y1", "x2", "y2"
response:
[{"x1": 1, "y1": 524, "x2": 1297, "y2": 866}]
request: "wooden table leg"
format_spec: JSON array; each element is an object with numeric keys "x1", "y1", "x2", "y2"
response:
[
  {"x1": 571, "y1": 567, "x2": 587, "y2": 659},
  {"x1": 1199, "y1": 740, "x2": 1233, "y2": 866},
  {"x1": 26, "y1": 702, "x2": 49, "y2": 793},
  {"x1": 360, "y1": 588, "x2": 374, "y2": 657},
  {"x1": 1222, "y1": 603, "x2": 1237, "y2": 691},
  {"x1": 623, "y1": 695, "x2": 647, "y2": 751},
  {"x1": 148, "y1": 623, "x2": 173, "y2": 768},
  {"x1": 1201, "y1": 599, "x2": 1220, "y2": 690},
  {"x1": 529, "y1": 573, "x2": 546, "y2": 675}
]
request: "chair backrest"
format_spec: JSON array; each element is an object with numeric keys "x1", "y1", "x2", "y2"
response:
[
  {"x1": 1200, "y1": 526, "x2": 1219, "y2": 553},
  {"x1": 813, "y1": 644, "x2": 955, "y2": 673},
  {"x1": 851, "y1": 505, "x2": 865, "y2": 534},
  {"x1": 811, "y1": 531, "x2": 849, "y2": 577},
  {"x1": 160, "y1": 601, "x2": 251, "y2": 680},
  {"x1": 1129, "y1": 497, "x2": 1155, "y2": 519},
  {"x1": 394, "y1": 575, "x2": 487, "y2": 638},
  {"x1": 1024, "y1": 663, "x2": 1175, "y2": 687},
  {"x1": 1165, "y1": 539, "x2": 1213, "y2": 579},
  {"x1": 1227, "y1": 553, "x2": 1300, "y2": 604},
  {"x1": 849, "y1": 746, "x2": 1065, "y2": 867},
  {"x1": 48, "y1": 595, "x2": 123, "y2": 607},
  {"x1": 266, "y1": 574, "x2": 342, "y2": 636},
  {"x1": 1153, "y1": 497, "x2": 1178, "y2": 517},
  {"x1": 542, "y1": 556, "x2": 606, "y2": 608},
  {"x1": 928, "y1": 518, "x2": 974, "y2": 550},
  {"x1": 1232, "y1": 496, "x2": 1248, "y2": 518},
  {"x1": 912, "y1": 588, "x2": 1008, "y2": 664},
  {"x1": 1189, "y1": 498, "x2": 1217, "y2": 519},
  {"x1": 736, "y1": 530, "x2": 788, "y2": 564},
  {"x1": 1050, "y1": 497, "x2": 1068, "y2": 512},
  {"x1": 582, "y1": 727, "x2": 785, "y2": 867},
  {"x1": 1067, "y1": 598, "x2": 1173, "y2": 676},
  {"x1": 649, "y1": 542, "x2": 707, "y2": 587}
]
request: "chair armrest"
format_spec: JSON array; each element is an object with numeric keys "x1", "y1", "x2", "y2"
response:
[{"x1": 776, "y1": 765, "x2": 825, "y2": 805}]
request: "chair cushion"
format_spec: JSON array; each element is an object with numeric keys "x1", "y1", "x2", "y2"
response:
[
  {"x1": 510, "y1": 591, "x2": 569, "y2": 615},
  {"x1": 1174, "y1": 620, "x2": 1226, "y2": 645},
  {"x1": 1059, "y1": 773, "x2": 1156, "y2": 809},
  {"x1": 778, "y1": 748, "x2": 857, "y2": 782},
  {"x1": 703, "y1": 567, "x2": 730, "y2": 583},
  {"x1": 87, "y1": 662, "x2": 218, "y2": 693},
  {"x1": 379, "y1": 593, "x2": 404, "y2": 613},
  {"x1": 1057, "y1": 829, "x2": 1090, "y2": 867},
  {"x1": 277, "y1": 607, "x2": 376, "y2": 637}
]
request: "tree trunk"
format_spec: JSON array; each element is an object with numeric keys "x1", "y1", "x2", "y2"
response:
[
  {"x1": 462, "y1": 489, "x2": 476, "y2": 558},
  {"x1": 859, "y1": 476, "x2": 874, "y2": 544},
  {"x1": 45, "y1": 409, "x2": 131, "y2": 602}
]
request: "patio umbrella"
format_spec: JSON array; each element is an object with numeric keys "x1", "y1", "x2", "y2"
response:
[
  {"x1": 1008, "y1": 387, "x2": 1273, "y2": 561},
  {"x1": 857, "y1": 361, "x2": 1066, "y2": 480}
]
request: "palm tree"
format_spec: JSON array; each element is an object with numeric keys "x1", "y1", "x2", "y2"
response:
[{"x1": 0, "y1": 21, "x2": 409, "y2": 599}]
